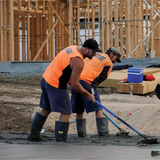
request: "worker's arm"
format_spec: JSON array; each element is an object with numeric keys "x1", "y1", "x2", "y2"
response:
[
  {"x1": 70, "y1": 57, "x2": 95, "y2": 102},
  {"x1": 92, "y1": 65, "x2": 112, "y2": 86}
]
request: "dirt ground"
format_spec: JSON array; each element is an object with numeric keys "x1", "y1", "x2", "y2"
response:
[{"x1": 0, "y1": 72, "x2": 160, "y2": 146}]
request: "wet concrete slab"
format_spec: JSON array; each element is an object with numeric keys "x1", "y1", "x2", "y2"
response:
[{"x1": 0, "y1": 143, "x2": 160, "y2": 159}]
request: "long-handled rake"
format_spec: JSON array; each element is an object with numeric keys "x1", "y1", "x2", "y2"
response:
[{"x1": 95, "y1": 100, "x2": 158, "y2": 144}]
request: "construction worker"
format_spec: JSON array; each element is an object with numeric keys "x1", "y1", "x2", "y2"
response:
[
  {"x1": 71, "y1": 47, "x2": 121, "y2": 137},
  {"x1": 27, "y1": 38, "x2": 102, "y2": 142}
]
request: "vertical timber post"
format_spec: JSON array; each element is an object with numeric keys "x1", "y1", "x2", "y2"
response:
[{"x1": 10, "y1": 0, "x2": 14, "y2": 61}]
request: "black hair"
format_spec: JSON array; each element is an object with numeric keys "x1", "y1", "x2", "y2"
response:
[{"x1": 105, "y1": 49, "x2": 117, "y2": 56}]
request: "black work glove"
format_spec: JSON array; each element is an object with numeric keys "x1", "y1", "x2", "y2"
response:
[{"x1": 155, "y1": 82, "x2": 160, "y2": 99}]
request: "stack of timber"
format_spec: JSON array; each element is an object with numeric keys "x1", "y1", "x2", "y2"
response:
[
  {"x1": 117, "y1": 72, "x2": 160, "y2": 94},
  {"x1": 99, "y1": 68, "x2": 160, "y2": 95}
]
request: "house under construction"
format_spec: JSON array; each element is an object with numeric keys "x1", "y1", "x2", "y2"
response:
[{"x1": 0, "y1": 0, "x2": 160, "y2": 62}]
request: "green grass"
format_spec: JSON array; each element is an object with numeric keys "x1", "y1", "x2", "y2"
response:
[{"x1": 15, "y1": 77, "x2": 25, "y2": 80}]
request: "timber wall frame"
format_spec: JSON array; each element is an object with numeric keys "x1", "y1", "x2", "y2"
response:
[{"x1": 0, "y1": 0, "x2": 160, "y2": 62}]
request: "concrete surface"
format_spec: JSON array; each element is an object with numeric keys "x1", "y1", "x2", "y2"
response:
[
  {"x1": 0, "y1": 143, "x2": 160, "y2": 160},
  {"x1": 0, "y1": 57, "x2": 160, "y2": 73}
]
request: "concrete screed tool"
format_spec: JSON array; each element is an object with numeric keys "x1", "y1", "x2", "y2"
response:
[{"x1": 95, "y1": 100, "x2": 158, "y2": 144}]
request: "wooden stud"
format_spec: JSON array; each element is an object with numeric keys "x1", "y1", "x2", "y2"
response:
[
  {"x1": 126, "y1": 0, "x2": 131, "y2": 58},
  {"x1": 48, "y1": 3, "x2": 52, "y2": 60},
  {"x1": 135, "y1": 0, "x2": 139, "y2": 58},
  {"x1": 101, "y1": 0, "x2": 104, "y2": 52},
  {"x1": 130, "y1": 0, "x2": 133, "y2": 57},
  {"x1": 145, "y1": 1, "x2": 149, "y2": 55},
  {"x1": 17, "y1": 13, "x2": 20, "y2": 61},
  {"x1": 64, "y1": 2, "x2": 69, "y2": 47},
  {"x1": 109, "y1": 1, "x2": 113, "y2": 47},
  {"x1": 119, "y1": 0, "x2": 123, "y2": 57},
  {"x1": 140, "y1": 0, "x2": 144, "y2": 58},
  {"x1": 60, "y1": 3, "x2": 64, "y2": 51},
  {"x1": 10, "y1": 0, "x2": 14, "y2": 61},
  {"x1": 27, "y1": 13, "x2": 31, "y2": 61},
  {"x1": 36, "y1": 15, "x2": 40, "y2": 60},
  {"x1": 92, "y1": 2, "x2": 95, "y2": 40},
  {"x1": 114, "y1": 0, "x2": 118, "y2": 49},
  {"x1": 4, "y1": 0, "x2": 7, "y2": 61},
  {"x1": 98, "y1": 0, "x2": 101, "y2": 47},
  {"x1": 151, "y1": 0, "x2": 154, "y2": 57},
  {"x1": 22, "y1": 15, "x2": 26, "y2": 61},
  {"x1": 77, "y1": 0, "x2": 80, "y2": 46},
  {"x1": 39, "y1": 15, "x2": 43, "y2": 61},
  {"x1": 57, "y1": 3, "x2": 61, "y2": 53},
  {"x1": 6, "y1": 1, "x2": 9, "y2": 61},
  {"x1": 69, "y1": 0, "x2": 73, "y2": 45},
  {"x1": 1, "y1": 1, "x2": 4, "y2": 61},
  {"x1": 43, "y1": 1, "x2": 45, "y2": 12},
  {"x1": 18, "y1": 0, "x2": 21, "y2": 9},
  {"x1": 105, "y1": 0, "x2": 109, "y2": 50},
  {"x1": 0, "y1": 0, "x2": 0, "y2": 61},
  {"x1": 31, "y1": 15, "x2": 35, "y2": 60},
  {"x1": 87, "y1": 0, "x2": 90, "y2": 38},
  {"x1": 43, "y1": 16, "x2": 47, "y2": 60}
]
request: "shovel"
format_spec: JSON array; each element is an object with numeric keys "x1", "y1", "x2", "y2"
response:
[
  {"x1": 103, "y1": 111, "x2": 129, "y2": 136},
  {"x1": 95, "y1": 100, "x2": 158, "y2": 144}
]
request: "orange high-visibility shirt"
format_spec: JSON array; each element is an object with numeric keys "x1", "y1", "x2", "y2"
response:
[
  {"x1": 43, "y1": 46, "x2": 83, "y2": 89},
  {"x1": 80, "y1": 53, "x2": 113, "y2": 85}
]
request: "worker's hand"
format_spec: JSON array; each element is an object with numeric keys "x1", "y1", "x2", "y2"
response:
[
  {"x1": 145, "y1": 74, "x2": 155, "y2": 81},
  {"x1": 86, "y1": 93, "x2": 95, "y2": 103},
  {"x1": 155, "y1": 82, "x2": 160, "y2": 99}
]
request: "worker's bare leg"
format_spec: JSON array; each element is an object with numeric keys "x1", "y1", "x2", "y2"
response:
[
  {"x1": 39, "y1": 109, "x2": 51, "y2": 117},
  {"x1": 59, "y1": 113, "x2": 70, "y2": 122},
  {"x1": 76, "y1": 112, "x2": 84, "y2": 119},
  {"x1": 95, "y1": 110, "x2": 104, "y2": 118}
]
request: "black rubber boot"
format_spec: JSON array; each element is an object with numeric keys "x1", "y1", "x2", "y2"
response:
[
  {"x1": 27, "y1": 112, "x2": 47, "y2": 142},
  {"x1": 55, "y1": 121, "x2": 69, "y2": 142},
  {"x1": 76, "y1": 119, "x2": 86, "y2": 137},
  {"x1": 96, "y1": 117, "x2": 109, "y2": 136}
]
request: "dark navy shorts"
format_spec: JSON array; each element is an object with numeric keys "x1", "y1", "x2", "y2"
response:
[
  {"x1": 39, "y1": 77, "x2": 72, "y2": 114},
  {"x1": 71, "y1": 80, "x2": 102, "y2": 113}
]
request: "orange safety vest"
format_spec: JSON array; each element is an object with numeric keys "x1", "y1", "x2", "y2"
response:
[
  {"x1": 80, "y1": 53, "x2": 113, "y2": 85},
  {"x1": 43, "y1": 46, "x2": 83, "y2": 89}
]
